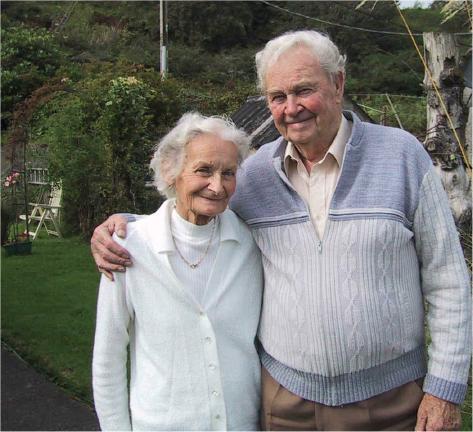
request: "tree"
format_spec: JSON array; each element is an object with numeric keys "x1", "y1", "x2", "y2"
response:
[
  {"x1": 423, "y1": 32, "x2": 471, "y2": 258},
  {"x1": 1, "y1": 25, "x2": 64, "y2": 127}
]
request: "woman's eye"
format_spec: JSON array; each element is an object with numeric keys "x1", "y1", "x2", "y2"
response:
[
  {"x1": 196, "y1": 167, "x2": 211, "y2": 175},
  {"x1": 223, "y1": 170, "x2": 235, "y2": 177}
]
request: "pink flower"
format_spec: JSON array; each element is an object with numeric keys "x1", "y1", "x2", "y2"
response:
[{"x1": 3, "y1": 172, "x2": 20, "y2": 187}]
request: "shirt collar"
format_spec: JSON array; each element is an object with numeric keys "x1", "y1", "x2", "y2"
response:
[
  {"x1": 284, "y1": 114, "x2": 351, "y2": 170},
  {"x1": 145, "y1": 199, "x2": 241, "y2": 255}
]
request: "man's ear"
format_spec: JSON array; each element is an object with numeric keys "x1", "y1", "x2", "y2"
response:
[{"x1": 335, "y1": 71, "x2": 345, "y2": 103}]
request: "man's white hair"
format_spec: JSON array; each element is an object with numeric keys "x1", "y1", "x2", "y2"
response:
[
  {"x1": 150, "y1": 112, "x2": 250, "y2": 198},
  {"x1": 255, "y1": 30, "x2": 347, "y2": 93}
]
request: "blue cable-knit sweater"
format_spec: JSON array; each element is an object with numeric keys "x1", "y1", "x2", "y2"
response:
[{"x1": 230, "y1": 111, "x2": 471, "y2": 406}]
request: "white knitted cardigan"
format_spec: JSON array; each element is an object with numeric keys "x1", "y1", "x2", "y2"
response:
[{"x1": 93, "y1": 199, "x2": 263, "y2": 431}]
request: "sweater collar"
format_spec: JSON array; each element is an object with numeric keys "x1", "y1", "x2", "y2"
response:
[{"x1": 144, "y1": 199, "x2": 241, "y2": 254}]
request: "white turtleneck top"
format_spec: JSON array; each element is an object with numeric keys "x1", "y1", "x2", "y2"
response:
[{"x1": 169, "y1": 209, "x2": 220, "y2": 304}]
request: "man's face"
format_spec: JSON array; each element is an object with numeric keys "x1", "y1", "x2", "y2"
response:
[{"x1": 265, "y1": 46, "x2": 344, "y2": 149}]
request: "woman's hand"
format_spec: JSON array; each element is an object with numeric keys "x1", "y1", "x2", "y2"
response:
[{"x1": 91, "y1": 215, "x2": 132, "y2": 281}]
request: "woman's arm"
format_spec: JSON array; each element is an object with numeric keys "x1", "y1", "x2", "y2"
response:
[{"x1": 93, "y1": 273, "x2": 133, "y2": 431}]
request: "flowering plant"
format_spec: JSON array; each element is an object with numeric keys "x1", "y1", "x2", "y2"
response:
[
  {"x1": 3, "y1": 171, "x2": 20, "y2": 187},
  {"x1": 1, "y1": 170, "x2": 29, "y2": 245}
]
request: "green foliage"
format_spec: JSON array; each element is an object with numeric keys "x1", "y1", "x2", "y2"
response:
[
  {"x1": 351, "y1": 94, "x2": 427, "y2": 137},
  {"x1": 25, "y1": 59, "x2": 255, "y2": 239},
  {"x1": 168, "y1": 1, "x2": 270, "y2": 51},
  {"x1": 347, "y1": 48, "x2": 424, "y2": 95},
  {"x1": 3, "y1": 1, "x2": 470, "y2": 238},
  {"x1": 43, "y1": 94, "x2": 103, "y2": 237},
  {"x1": 1, "y1": 171, "x2": 29, "y2": 245},
  {"x1": 99, "y1": 76, "x2": 155, "y2": 212},
  {"x1": 3, "y1": 1, "x2": 470, "y2": 103},
  {"x1": 42, "y1": 75, "x2": 157, "y2": 238},
  {"x1": 1, "y1": 24, "x2": 64, "y2": 126}
]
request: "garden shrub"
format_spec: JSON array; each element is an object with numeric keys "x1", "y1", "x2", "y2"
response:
[
  {"x1": 1, "y1": 25, "x2": 64, "y2": 127},
  {"x1": 28, "y1": 66, "x2": 256, "y2": 238},
  {"x1": 43, "y1": 75, "x2": 159, "y2": 238}
]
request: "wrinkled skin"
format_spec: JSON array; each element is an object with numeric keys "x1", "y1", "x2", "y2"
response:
[
  {"x1": 415, "y1": 394, "x2": 461, "y2": 431},
  {"x1": 91, "y1": 214, "x2": 130, "y2": 281}
]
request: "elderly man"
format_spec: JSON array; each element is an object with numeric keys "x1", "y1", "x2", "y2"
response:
[{"x1": 91, "y1": 30, "x2": 471, "y2": 431}]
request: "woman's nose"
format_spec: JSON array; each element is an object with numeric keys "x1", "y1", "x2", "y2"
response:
[{"x1": 208, "y1": 174, "x2": 224, "y2": 195}]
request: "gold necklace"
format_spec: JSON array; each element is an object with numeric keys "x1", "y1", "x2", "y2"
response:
[{"x1": 172, "y1": 215, "x2": 218, "y2": 269}]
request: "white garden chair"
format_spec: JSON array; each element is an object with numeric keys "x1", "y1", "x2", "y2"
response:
[{"x1": 20, "y1": 184, "x2": 62, "y2": 240}]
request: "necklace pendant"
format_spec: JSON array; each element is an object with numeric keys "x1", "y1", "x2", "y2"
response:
[{"x1": 190, "y1": 263, "x2": 197, "y2": 269}]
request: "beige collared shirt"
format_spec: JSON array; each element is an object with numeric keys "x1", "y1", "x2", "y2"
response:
[{"x1": 284, "y1": 115, "x2": 352, "y2": 238}]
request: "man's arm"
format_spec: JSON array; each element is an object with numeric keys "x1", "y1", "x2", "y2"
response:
[
  {"x1": 91, "y1": 215, "x2": 134, "y2": 281},
  {"x1": 413, "y1": 168, "x2": 471, "y2": 430}
]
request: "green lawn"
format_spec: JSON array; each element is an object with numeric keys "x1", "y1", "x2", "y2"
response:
[
  {"x1": 1, "y1": 236, "x2": 100, "y2": 403},
  {"x1": 1, "y1": 236, "x2": 472, "y2": 429}
]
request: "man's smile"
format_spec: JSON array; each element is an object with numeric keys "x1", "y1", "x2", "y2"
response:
[{"x1": 285, "y1": 115, "x2": 314, "y2": 126}]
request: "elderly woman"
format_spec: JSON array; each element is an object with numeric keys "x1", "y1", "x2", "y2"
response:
[{"x1": 92, "y1": 112, "x2": 262, "y2": 431}]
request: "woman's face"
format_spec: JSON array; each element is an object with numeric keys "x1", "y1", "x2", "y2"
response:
[{"x1": 174, "y1": 133, "x2": 239, "y2": 225}]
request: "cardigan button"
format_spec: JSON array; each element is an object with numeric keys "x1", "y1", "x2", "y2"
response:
[
  {"x1": 209, "y1": 363, "x2": 216, "y2": 370},
  {"x1": 212, "y1": 390, "x2": 220, "y2": 397},
  {"x1": 205, "y1": 337, "x2": 212, "y2": 344}
]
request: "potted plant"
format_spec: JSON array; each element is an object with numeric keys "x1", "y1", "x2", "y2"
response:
[{"x1": 2, "y1": 170, "x2": 32, "y2": 256}]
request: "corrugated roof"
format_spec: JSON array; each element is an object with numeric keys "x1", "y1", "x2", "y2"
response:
[{"x1": 231, "y1": 95, "x2": 374, "y2": 149}]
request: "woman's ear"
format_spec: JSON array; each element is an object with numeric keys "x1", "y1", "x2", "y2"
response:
[{"x1": 161, "y1": 161, "x2": 176, "y2": 188}]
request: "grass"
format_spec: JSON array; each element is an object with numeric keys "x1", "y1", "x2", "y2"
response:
[
  {"x1": 1, "y1": 236, "x2": 100, "y2": 403},
  {"x1": 1, "y1": 236, "x2": 472, "y2": 429}
]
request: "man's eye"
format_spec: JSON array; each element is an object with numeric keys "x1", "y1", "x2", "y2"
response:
[
  {"x1": 223, "y1": 170, "x2": 235, "y2": 177},
  {"x1": 297, "y1": 88, "x2": 314, "y2": 97},
  {"x1": 271, "y1": 94, "x2": 286, "y2": 104}
]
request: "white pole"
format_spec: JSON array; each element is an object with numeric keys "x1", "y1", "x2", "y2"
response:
[{"x1": 160, "y1": 0, "x2": 167, "y2": 79}]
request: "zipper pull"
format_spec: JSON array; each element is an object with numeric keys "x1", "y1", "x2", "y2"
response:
[{"x1": 317, "y1": 241, "x2": 322, "y2": 253}]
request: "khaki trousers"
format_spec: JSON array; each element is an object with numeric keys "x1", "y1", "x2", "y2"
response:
[{"x1": 261, "y1": 367, "x2": 424, "y2": 431}]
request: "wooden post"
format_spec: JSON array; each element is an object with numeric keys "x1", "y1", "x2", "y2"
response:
[{"x1": 423, "y1": 32, "x2": 471, "y2": 257}]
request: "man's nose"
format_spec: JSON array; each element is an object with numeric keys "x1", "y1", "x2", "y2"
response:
[{"x1": 285, "y1": 94, "x2": 300, "y2": 116}]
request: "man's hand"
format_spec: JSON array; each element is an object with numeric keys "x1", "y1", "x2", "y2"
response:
[
  {"x1": 91, "y1": 215, "x2": 132, "y2": 281},
  {"x1": 415, "y1": 393, "x2": 461, "y2": 431}
]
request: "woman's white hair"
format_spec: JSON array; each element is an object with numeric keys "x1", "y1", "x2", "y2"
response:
[
  {"x1": 255, "y1": 30, "x2": 346, "y2": 93},
  {"x1": 150, "y1": 112, "x2": 250, "y2": 198}
]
